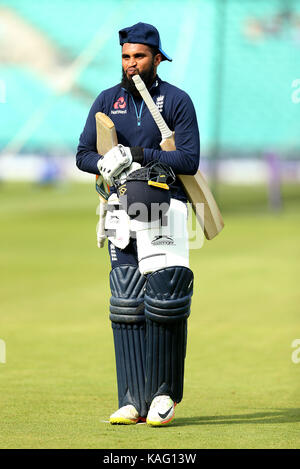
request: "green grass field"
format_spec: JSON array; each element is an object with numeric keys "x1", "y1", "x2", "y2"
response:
[{"x1": 0, "y1": 182, "x2": 299, "y2": 449}]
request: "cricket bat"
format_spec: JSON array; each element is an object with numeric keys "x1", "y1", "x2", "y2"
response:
[
  {"x1": 95, "y1": 112, "x2": 118, "y2": 200},
  {"x1": 95, "y1": 112, "x2": 118, "y2": 247},
  {"x1": 132, "y1": 74, "x2": 224, "y2": 240}
]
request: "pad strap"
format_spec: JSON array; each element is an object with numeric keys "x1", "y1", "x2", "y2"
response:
[
  {"x1": 145, "y1": 266, "x2": 193, "y2": 323},
  {"x1": 110, "y1": 264, "x2": 146, "y2": 323}
]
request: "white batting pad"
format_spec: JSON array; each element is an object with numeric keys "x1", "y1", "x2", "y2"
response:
[
  {"x1": 132, "y1": 198, "x2": 189, "y2": 275},
  {"x1": 105, "y1": 193, "x2": 130, "y2": 250}
]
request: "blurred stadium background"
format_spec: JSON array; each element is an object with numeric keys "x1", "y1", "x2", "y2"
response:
[
  {"x1": 1, "y1": 0, "x2": 300, "y2": 449},
  {"x1": 0, "y1": 0, "x2": 299, "y2": 193}
]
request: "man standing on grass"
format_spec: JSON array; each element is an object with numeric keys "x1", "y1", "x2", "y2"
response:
[{"x1": 76, "y1": 22, "x2": 200, "y2": 426}]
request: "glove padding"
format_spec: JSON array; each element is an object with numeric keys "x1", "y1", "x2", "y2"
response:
[
  {"x1": 97, "y1": 144, "x2": 132, "y2": 187},
  {"x1": 117, "y1": 162, "x2": 141, "y2": 185}
]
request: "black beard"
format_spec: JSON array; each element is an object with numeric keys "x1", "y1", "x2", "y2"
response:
[{"x1": 121, "y1": 60, "x2": 156, "y2": 97}]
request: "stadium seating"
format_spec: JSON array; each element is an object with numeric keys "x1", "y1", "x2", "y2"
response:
[{"x1": 0, "y1": 0, "x2": 299, "y2": 156}]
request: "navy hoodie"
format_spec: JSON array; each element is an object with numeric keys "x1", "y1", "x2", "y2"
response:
[{"x1": 76, "y1": 76, "x2": 200, "y2": 201}]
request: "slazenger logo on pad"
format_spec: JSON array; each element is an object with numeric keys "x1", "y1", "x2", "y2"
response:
[
  {"x1": 111, "y1": 97, "x2": 127, "y2": 115},
  {"x1": 151, "y1": 235, "x2": 175, "y2": 246}
]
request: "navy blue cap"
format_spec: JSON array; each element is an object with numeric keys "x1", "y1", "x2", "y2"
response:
[{"x1": 119, "y1": 22, "x2": 172, "y2": 62}]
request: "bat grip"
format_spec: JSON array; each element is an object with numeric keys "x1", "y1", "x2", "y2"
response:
[{"x1": 132, "y1": 75, "x2": 172, "y2": 140}]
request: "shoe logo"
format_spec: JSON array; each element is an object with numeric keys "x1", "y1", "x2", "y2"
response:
[
  {"x1": 158, "y1": 406, "x2": 173, "y2": 420},
  {"x1": 151, "y1": 235, "x2": 175, "y2": 246}
]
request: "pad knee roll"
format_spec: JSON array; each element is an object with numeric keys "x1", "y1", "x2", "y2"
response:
[
  {"x1": 144, "y1": 266, "x2": 193, "y2": 323},
  {"x1": 144, "y1": 266, "x2": 193, "y2": 405},
  {"x1": 109, "y1": 265, "x2": 147, "y2": 417},
  {"x1": 110, "y1": 264, "x2": 146, "y2": 324}
]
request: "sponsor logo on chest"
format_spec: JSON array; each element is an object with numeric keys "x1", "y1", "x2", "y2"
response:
[
  {"x1": 111, "y1": 96, "x2": 127, "y2": 114},
  {"x1": 110, "y1": 94, "x2": 164, "y2": 115}
]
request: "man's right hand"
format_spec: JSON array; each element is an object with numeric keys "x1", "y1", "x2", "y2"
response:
[{"x1": 97, "y1": 144, "x2": 132, "y2": 186}]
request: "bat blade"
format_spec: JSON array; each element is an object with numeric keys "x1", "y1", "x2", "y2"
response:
[
  {"x1": 180, "y1": 172, "x2": 224, "y2": 240},
  {"x1": 96, "y1": 112, "x2": 118, "y2": 154},
  {"x1": 94, "y1": 112, "x2": 119, "y2": 248},
  {"x1": 132, "y1": 74, "x2": 224, "y2": 240},
  {"x1": 95, "y1": 112, "x2": 118, "y2": 200}
]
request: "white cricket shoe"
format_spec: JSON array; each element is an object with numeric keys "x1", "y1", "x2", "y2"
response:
[
  {"x1": 109, "y1": 405, "x2": 143, "y2": 425},
  {"x1": 146, "y1": 395, "x2": 176, "y2": 426}
]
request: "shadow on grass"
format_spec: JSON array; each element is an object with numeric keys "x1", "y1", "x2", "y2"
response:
[{"x1": 172, "y1": 409, "x2": 300, "y2": 427}]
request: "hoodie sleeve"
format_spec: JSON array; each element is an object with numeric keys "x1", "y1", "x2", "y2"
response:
[{"x1": 142, "y1": 91, "x2": 200, "y2": 175}]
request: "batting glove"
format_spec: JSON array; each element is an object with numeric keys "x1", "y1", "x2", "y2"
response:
[
  {"x1": 97, "y1": 144, "x2": 132, "y2": 187},
  {"x1": 117, "y1": 162, "x2": 141, "y2": 185}
]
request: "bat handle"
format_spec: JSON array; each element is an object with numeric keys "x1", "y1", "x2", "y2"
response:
[{"x1": 132, "y1": 74, "x2": 172, "y2": 140}]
